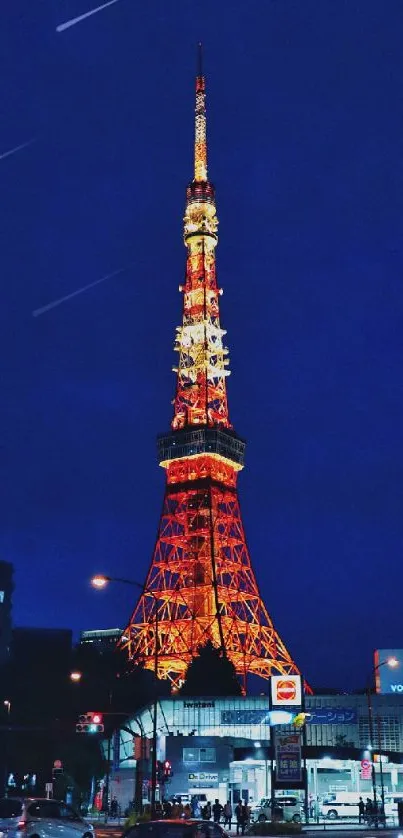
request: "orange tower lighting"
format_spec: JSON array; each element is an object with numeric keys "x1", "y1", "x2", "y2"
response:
[{"x1": 121, "y1": 46, "x2": 301, "y2": 690}]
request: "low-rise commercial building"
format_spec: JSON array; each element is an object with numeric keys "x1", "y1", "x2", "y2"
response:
[{"x1": 109, "y1": 693, "x2": 403, "y2": 814}]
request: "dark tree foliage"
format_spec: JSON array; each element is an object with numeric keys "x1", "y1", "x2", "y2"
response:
[
  {"x1": 0, "y1": 639, "x2": 170, "y2": 802},
  {"x1": 180, "y1": 641, "x2": 242, "y2": 696}
]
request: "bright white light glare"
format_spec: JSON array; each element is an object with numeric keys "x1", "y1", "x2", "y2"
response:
[
  {"x1": 254, "y1": 742, "x2": 261, "y2": 748},
  {"x1": 387, "y1": 657, "x2": 399, "y2": 668},
  {"x1": 91, "y1": 575, "x2": 108, "y2": 589},
  {"x1": 269, "y1": 711, "x2": 294, "y2": 725}
]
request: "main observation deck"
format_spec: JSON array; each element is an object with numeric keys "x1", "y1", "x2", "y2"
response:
[{"x1": 157, "y1": 426, "x2": 246, "y2": 469}]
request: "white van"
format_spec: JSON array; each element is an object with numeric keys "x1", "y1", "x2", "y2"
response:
[
  {"x1": 254, "y1": 796, "x2": 302, "y2": 823},
  {"x1": 321, "y1": 793, "x2": 360, "y2": 820}
]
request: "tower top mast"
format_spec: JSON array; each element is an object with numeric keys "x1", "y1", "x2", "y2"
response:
[
  {"x1": 194, "y1": 42, "x2": 207, "y2": 182},
  {"x1": 197, "y1": 41, "x2": 203, "y2": 77}
]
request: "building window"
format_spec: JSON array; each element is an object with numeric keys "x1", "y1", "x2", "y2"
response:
[
  {"x1": 200, "y1": 747, "x2": 216, "y2": 763},
  {"x1": 183, "y1": 748, "x2": 199, "y2": 763},
  {"x1": 183, "y1": 747, "x2": 216, "y2": 763},
  {"x1": 359, "y1": 717, "x2": 401, "y2": 751}
]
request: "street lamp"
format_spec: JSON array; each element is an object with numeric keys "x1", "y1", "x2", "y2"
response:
[
  {"x1": 367, "y1": 656, "x2": 399, "y2": 825},
  {"x1": 70, "y1": 671, "x2": 82, "y2": 683},
  {"x1": 3, "y1": 700, "x2": 11, "y2": 795},
  {"x1": 91, "y1": 573, "x2": 160, "y2": 816}
]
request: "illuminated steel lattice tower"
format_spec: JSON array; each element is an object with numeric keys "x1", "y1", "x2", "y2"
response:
[{"x1": 121, "y1": 51, "x2": 300, "y2": 689}]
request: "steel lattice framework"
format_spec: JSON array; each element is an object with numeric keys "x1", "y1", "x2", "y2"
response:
[{"x1": 121, "y1": 49, "x2": 300, "y2": 689}]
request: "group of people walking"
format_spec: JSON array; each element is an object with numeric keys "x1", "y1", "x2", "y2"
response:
[
  {"x1": 159, "y1": 798, "x2": 250, "y2": 834},
  {"x1": 358, "y1": 797, "x2": 385, "y2": 826},
  {"x1": 208, "y1": 800, "x2": 251, "y2": 835}
]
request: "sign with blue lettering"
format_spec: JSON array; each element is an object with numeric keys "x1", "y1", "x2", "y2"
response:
[
  {"x1": 308, "y1": 707, "x2": 357, "y2": 725},
  {"x1": 221, "y1": 709, "x2": 269, "y2": 725}
]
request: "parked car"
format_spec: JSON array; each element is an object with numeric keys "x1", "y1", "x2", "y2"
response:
[
  {"x1": 321, "y1": 795, "x2": 360, "y2": 820},
  {"x1": 253, "y1": 796, "x2": 301, "y2": 823},
  {"x1": 0, "y1": 798, "x2": 94, "y2": 838},
  {"x1": 125, "y1": 820, "x2": 229, "y2": 838}
]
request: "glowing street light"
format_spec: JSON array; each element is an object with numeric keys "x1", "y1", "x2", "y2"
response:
[
  {"x1": 91, "y1": 574, "x2": 110, "y2": 589},
  {"x1": 70, "y1": 671, "x2": 82, "y2": 683},
  {"x1": 3, "y1": 700, "x2": 11, "y2": 714}
]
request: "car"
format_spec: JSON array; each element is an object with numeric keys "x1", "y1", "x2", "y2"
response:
[
  {"x1": 253, "y1": 796, "x2": 302, "y2": 823},
  {"x1": 125, "y1": 819, "x2": 229, "y2": 838},
  {"x1": 321, "y1": 801, "x2": 359, "y2": 820},
  {"x1": 0, "y1": 798, "x2": 94, "y2": 838}
]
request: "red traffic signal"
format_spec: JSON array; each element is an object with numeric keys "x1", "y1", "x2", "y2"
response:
[
  {"x1": 76, "y1": 711, "x2": 104, "y2": 733},
  {"x1": 163, "y1": 760, "x2": 172, "y2": 779}
]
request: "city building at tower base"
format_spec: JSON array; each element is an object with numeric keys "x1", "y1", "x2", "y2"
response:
[{"x1": 108, "y1": 691, "x2": 403, "y2": 817}]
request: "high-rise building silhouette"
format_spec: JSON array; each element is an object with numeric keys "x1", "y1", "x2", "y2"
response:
[
  {"x1": 0, "y1": 560, "x2": 13, "y2": 664},
  {"x1": 121, "y1": 50, "x2": 300, "y2": 689}
]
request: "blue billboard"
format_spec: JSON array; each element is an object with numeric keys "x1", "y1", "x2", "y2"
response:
[{"x1": 375, "y1": 649, "x2": 403, "y2": 694}]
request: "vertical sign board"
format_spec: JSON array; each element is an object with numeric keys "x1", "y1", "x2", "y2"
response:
[
  {"x1": 274, "y1": 732, "x2": 303, "y2": 787},
  {"x1": 360, "y1": 759, "x2": 371, "y2": 780}
]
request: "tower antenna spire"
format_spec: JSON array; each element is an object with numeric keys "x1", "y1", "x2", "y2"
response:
[
  {"x1": 194, "y1": 42, "x2": 207, "y2": 181},
  {"x1": 197, "y1": 41, "x2": 203, "y2": 77}
]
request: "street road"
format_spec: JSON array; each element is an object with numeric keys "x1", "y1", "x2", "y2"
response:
[
  {"x1": 95, "y1": 826, "x2": 123, "y2": 838},
  {"x1": 95, "y1": 826, "x2": 403, "y2": 838}
]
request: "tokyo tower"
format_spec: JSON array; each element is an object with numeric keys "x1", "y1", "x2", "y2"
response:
[{"x1": 121, "y1": 49, "x2": 300, "y2": 690}]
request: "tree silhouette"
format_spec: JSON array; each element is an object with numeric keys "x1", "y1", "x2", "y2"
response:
[{"x1": 180, "y1": 641, "x2": 242, "y2": 696}]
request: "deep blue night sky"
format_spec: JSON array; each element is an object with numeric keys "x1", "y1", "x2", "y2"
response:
[{"x1": 1, "y1": 0, "x2": 402, "y2": 690}]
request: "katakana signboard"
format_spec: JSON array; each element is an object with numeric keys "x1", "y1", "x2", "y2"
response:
[{"x1": 307, "y1": 707, "x2": 357, "y2": 725}]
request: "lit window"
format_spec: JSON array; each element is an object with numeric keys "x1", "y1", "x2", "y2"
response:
[
  {"x1": 183, "y1": 748, "x2": 199, "y2": 763},
  {"x1": 0, "y1": 591, "x2": 4, "y2": 603},
  {"x1": 200, "y1": 747, "x2": 216, "y2": 763}
]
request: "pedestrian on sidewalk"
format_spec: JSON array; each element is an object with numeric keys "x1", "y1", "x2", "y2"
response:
[
  {"x1": 223, "y1": 801, "x2": 232, "y2": 830},
  {"x1": 213, "y1": 800, "x2": 222, "y2": 824},
  {"x1": 235, "y1": 802, "x2": 242, "y2": 835}
]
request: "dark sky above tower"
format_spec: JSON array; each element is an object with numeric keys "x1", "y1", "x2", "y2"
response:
[{"x1": 1, "y1": 0, "x2": 402, "y2": 690}]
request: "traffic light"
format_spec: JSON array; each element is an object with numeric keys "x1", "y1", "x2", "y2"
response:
[
  {"x1": 76, "y1": 711, "x2": 104, "y2": 733},
  {"x1": 163, "y1": 760, "x2": 172, "y2": 780},
  {"x1": 156, "y1": 760, "x2": 173, "y2": 783}
]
